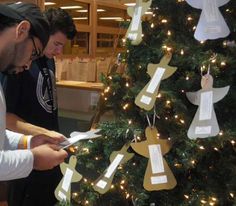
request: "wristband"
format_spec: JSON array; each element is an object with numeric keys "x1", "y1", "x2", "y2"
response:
[
  {"x1": 27, "y1": 135, "x2": 33, "y2": 149},
  {"x1": 22, "y1": 135, "x2": 33, "y2": 149}
]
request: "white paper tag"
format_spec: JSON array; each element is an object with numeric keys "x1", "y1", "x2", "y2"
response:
[
  {"x1": 205, "y1": 26, "x2": 221, "y2": 34},
  {"x1": 104, "y1": 154, "x2": 124, "y2": 178},
  {"x1": 60, "y1": 134, "x2": 88, "y2": 149},
  {"x1": 149, "y1": 145, "x2": 164, "y2": 174},
  {"x1": 128, "y1": 33, "x2": 138, "y2": 40},
  {"x1": 58, "y1": 191, "x2": 67, "y2": 200},
  {"x1": 151, "y1": 175, "x2": 167, "y2": 184},
  {"x1": 199, "y1": 91, "x2": 213, "y2": 121},
  {"x1": 131, "y1": 6, "x2": 142, "y2": 31},
  {"x1": 195, "y1": 126, "x2": 212, "y2": 134},
  {"x1": 96, "y1": 179, "x2": 107, "y2": 189},
  {"x1": 140, "y1": 95, "x2": 152, "y2": 105},
  {"x1": 62, "y1": 168, "x2": 73, "y2": 192},
  {"x1": 146, "y1": 67, "x2": 165, "y2": 94},
  {"x1": 203, "y1": 0, "x2": 219, "y2": 22}
]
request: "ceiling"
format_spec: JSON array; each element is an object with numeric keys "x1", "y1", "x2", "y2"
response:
[{"x1": 45, "y1": 0, "x2": 135, "y2": 26}]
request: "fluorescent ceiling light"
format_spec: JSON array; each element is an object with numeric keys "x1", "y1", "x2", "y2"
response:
[
  {"x1": 60, "y1": 6, "x2": 82, "y2": 9},
  {"x1": 76, "y1": 9, "x2": 105, "y2": 13},
  {"x1": 73, "y1": 17, "x2": 88, "y2": 20},
  {"x1": 124, "y1": 3, "x2": 136, "y2": 6},
  {"x1": 99, "y1": 17, "x2": 124, "y2": 21},
  {"x1": 45, "y1": 2, "x2": 56, "y2": 6}
]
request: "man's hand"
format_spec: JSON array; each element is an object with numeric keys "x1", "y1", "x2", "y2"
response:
[
  {"x1": 31, "y1": 144, "x2": 68, "y2": 170},
  {"x1": 30, "y1": 133, "x2": 66, "y2": 148}
]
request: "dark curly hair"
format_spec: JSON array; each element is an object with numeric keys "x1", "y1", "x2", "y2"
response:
[{"x1": 44, "y1": 8, "x2": 77, "y2": 40}]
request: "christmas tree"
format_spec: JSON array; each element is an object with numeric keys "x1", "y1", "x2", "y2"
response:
[{"x1": 62, "y1": 0, "x2": 236, "y2": 205}]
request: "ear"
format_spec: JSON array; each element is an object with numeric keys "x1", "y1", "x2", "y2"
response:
[{"x1": 15, "y1": 20, "x2": 31, "y2": 42}]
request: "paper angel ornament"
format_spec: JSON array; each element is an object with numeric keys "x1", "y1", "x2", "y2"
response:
[
  {"x1": 135, "y1": 54, "x2": 177, "y2": 111},
  {"x1": 55, "y1": 156, "x2": 82, "y2": 203},
  {"x1": 60, "y1": 129, "x2": 101, "y2": 149},
  {"x1": 185, "y1": 0, "x2": 230, "y2": 41},
  {"x1": 93, "y1": 143, "x2": 134, "y2": 194},
  {"x1": 125, "y1": 0, "x2": 152, "y2": 45},
  {"x1": 131, "y1": 127, "x2": 177, "y2": 191},
  {"x1": 186, "y1": 74, "x2": 230, "y2": 139}
]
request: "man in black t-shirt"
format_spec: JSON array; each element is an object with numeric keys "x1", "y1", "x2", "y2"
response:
[{"x1": 4, "y1": 8, "x2": 76, "y2": 206}]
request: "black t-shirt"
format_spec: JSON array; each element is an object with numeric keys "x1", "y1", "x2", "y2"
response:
[
  {"x1": 5, "y1": 56, "x2": 59, "y2": 131},
  {"x1": 4, "y1": 56, "x2": 61, "y2": 206}
]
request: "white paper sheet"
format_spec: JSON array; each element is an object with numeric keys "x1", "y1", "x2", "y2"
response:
[
  {"x1": 131, "y1": 6, "x2": 142, "y2": 31},
  {"x1": 140, "y1": 95, "x2": 152, "y2": 105},
  {"x1": 146, "y1": 67, "x2": 165, "y2": 94},
  {"x1": 151, "y1": 175, "x2": 167, "y2": 184},
  {"x1": 104, "y1": 154, "x2": 124, "y2": 178},
  {"x1": 128, "y1": 33, "x2": 138, "y2": 40},
  {"x1": 199, "y1": 91, "x2": 213, "y2": 120},
  {"x1": 195, "y1": 126, "x2": 212, "y2": 134},
  {"x1": 62, "y1": 168, "x2": 73, "y2": 192},
  {"x1": 149, "y1": 145, "x2": 164, "y2": 174},
  {"x1": 58, "y1": 191, "x2": 67, "y2": 200},
  {"x1": 203, "y1": 0, "x2": 219, "y2": 22},
  {"x1": 96, "y1": 179, "x2": 107, "y2": 189}
]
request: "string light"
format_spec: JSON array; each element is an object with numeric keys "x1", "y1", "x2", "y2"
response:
[
  {"x1": 200, "y1": 199, "x2": 207, "y2": 204},
  {"x1": 184, "y1": 195, "x2": 189, "y2": 199},
  {"x1": 199, "y1": 146, "x2": 205, "y2": 150},
  {"x1": 220, "y1": 61, "x2": 226, "y2": 66},
  {"x1": 181, "y1": 49, "x2": 184, "y2": 55},
  {"x1": 126, "y1": 193, "x2": 130, "y2": 199},
  {"x1": 186, "y1": 76, "x2": 190, "y2": 80},
  {"x1": 161, "y1": 19, "x2": 168, "y2": 23},
  {"x1": 167, "y1": 30, "x2": 172, "y2": 36},
  {"x1": 187, "y1": 16, "x2": 193, "y2": 21},
  {"x1": 120, "y1": 180, "x2": 125, "y2": 184},
  {"x1": 231, "y1": 140, "x2": 235, "y2": 145},
  {"x1": 193, "y1": 26, "x2": 196, "y2": 30},
  {"x1": 219, "y1": 131, "x2": 223, "y2": 136},
  {"x1": 157, "y1": 93, "x2": 162, "y2": 98},
  {"x1": 191, "y1": 160, "x2": 196, "y2": 165},
  {"x1": 175, "y1": 115, "x2": 178, "y2": 119},
  {"x1": 111, "y1": 184, "x2": 114, "y2": 189},
  {"x1": 104, "y1": 86, "x2": 110, "y2": 93},
  {"x1": 230, "y1": 193, "x2": 234, "y2": 198},
  {"x1": 126, "y1": 82, "x2": 130, "y2": 87},
  {"x1": 85, "y1": 200, "x2": 89, "y2": 205},
  {"x1": 82, "y1": 148, "x2": 89, "y2": 153},
  {"x1": 128, "y1": 120, "x2": 132, "y2": 125},
  {"x1": 180, "y1": 119, "x2": 185, "y2": 124},
  {"x1": 214, "y1": 147, "x2": 219, "y2": 151},
  {"x1": 151, "y1": 23, "x2": 154, "y2": 28},
  {"x1": 123, "y1": 103, "x2": 129, "y2": 110}
]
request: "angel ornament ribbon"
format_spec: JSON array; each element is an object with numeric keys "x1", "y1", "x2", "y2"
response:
[
  {"x1": 125, "y1": 0, "x2": 152, "y2": 45},
  {"x1": 186, "y1": 73, "x2": 230, "y2": 139}
]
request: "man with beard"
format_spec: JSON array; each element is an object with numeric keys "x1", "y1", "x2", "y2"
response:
[
  {"x1": 3, "y1": 8, "x2": 76, "y2": 206},
  {"x1": 0, "y1": 2, "x2": 68, "y2": 181}
]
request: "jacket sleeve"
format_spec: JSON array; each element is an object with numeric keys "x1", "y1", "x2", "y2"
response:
[{"x1": 0, "y1": 149, "x2": 33, "y2": 181}]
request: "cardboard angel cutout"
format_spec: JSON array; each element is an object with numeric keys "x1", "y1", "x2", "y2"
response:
[
  {"x1": 131, "y1": 127, "x2": 177, "y2": 191},
  {"x1": 93, "y1": 143, "x2": 134, "y2": 194},
  {"x1": 186, "y1": 74, "x2": 230, "y2": 139},
  {"x1": 55, "y1": 156, "x2": 82, "y2": 203},
  {"x1": 125, "y1": 0, "x2": 152, "y2": 45},
  {"x1": 185, "y1": 0, "x2": 230, "y2": 41},
  {"x1": 135, "y1": 54, "x2": 177, "y2": 111}
]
